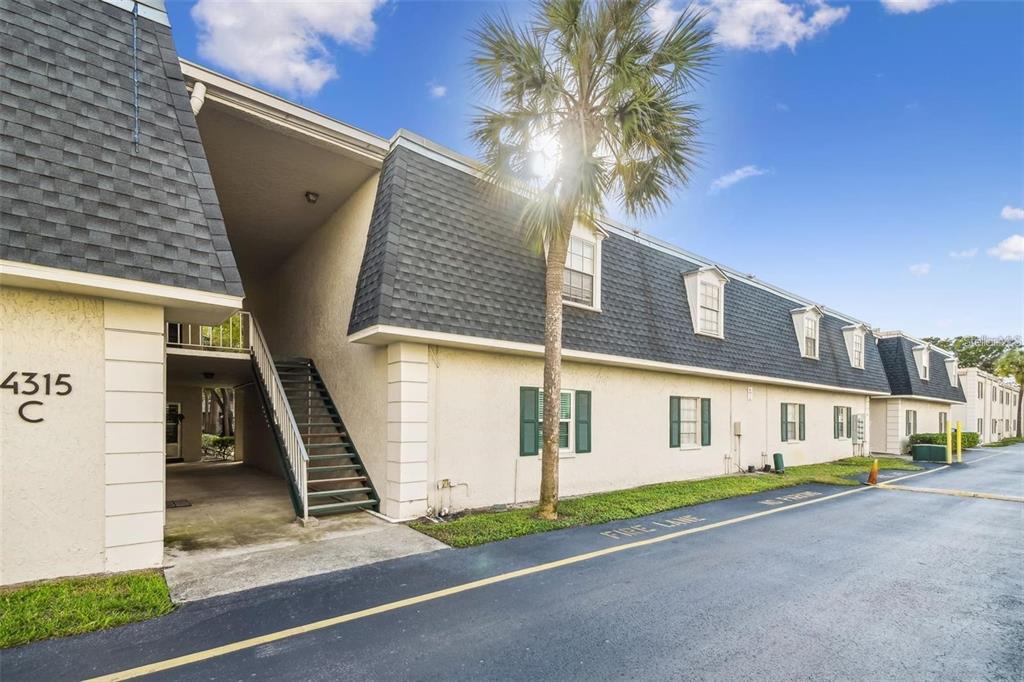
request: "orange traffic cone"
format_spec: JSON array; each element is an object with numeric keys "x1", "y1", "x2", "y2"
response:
[{"x1": 867, "y1": 458, "x2": 879, "y2": 486}]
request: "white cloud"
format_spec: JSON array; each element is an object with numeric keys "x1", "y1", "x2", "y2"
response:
[
  {"x1": 987, "y1": 235, "x2": 1024, "y2": 262},
  {"x1": 949, "y1": 248, "x2": 977, "y2": 259},
  {"x1": 880, "y1": 0, "x2": 949, "y2": 15},
  {"x1": 649, "y1": 0, "x2": 683, "y2": 33},
  {"x1": 1001, "y1": 205, "x2": 1024, "y2": 221},
  {"x1": 428, "y1": 83, "x2": 447, "y2": 99},
  {"x1": 191, "y1": 0, "x2": 385, "y2": 97},
  {"x1": 709, "y1": 165, "x2": 769, "y2": 193},
  {"x1": 908, "y1": 263, "x2": 931, "y2": 276},
  {"x1": 774, "y1": 102, "x2": 790, "y2": 112},
  {"x1": 650, "y1": 0, "x2": 848, "y2": 50}
]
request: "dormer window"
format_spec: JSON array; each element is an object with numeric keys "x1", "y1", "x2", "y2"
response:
[
  {"x1": 683, "y1": 266, "x2": 729, "y2": 339},
  {"x1": 842, "y1": 323, "x2": 867, "y2": 369},
  {"x1": 792, "y1": 305, "x2": 824, "y2": 360},
  {"x1": 944, "y1": 357, "x2": 958, "y2": 386},
  {"x1": 912, "y1": 343, "x2": 931, "y2": 381},
  {"x1": 558, "y1": 225, "x2": 604, "y2": 311},
  {"x1": 699, "y1": 280, "x2": 721, "y2": 335},
  {"x1": 563, "y1": 236, "x2": 595, "y2": 306}
]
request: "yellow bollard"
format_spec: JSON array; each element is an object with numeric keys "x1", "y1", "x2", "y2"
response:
[
  {"x1": 946, "y1": 418, "x2": 953, "y2": 465},
  {"x1": 956, "y1": 420, "x2": 963, "y2": 463}
]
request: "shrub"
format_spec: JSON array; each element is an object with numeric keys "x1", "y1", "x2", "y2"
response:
[
  {"x1": 907, "y1": 431, "x2": 980, "y2": 449},
  {"x1": 201, "y1": 434, "x2": 235, "y2": 460}
]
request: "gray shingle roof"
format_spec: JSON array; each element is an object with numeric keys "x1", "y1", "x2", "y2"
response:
[
  {"x1": 0, "y1": 0, "x2": 242, "y2": 297},
  {"x1": 349, "y1": 146, "x2": 892, "y2": 394},
  {"x1": 877, "y1": 336, "x2": 966, "y2": 403}
]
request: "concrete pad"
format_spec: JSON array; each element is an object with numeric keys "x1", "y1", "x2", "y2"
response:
[{"x1": 163, "y1": 461, "x2": 447, "y2": 602}]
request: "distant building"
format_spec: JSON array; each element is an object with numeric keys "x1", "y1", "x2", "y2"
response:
[{"x1": 952, "y1": 367, "x2": 1019, "y2": 443}]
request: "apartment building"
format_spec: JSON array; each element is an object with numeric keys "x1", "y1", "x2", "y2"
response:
[
  {"x1": 952, "y1": 367, "x2": 1019, "y2": 443},
  {"x1": 4, "y1": 1, "x2": 970, "y2": 586}
]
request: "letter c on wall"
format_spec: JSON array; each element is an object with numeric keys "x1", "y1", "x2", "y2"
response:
[{"x1": 18, "y1": 400, "x2": 44, "y2": 423}]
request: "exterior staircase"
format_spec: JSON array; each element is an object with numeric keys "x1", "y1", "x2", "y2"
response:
[{"x1": 273, "y1": 358, "x2": 380, "y2": 517}]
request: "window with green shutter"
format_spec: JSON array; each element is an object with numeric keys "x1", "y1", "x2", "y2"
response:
[
  {"x1": 669, "y1": 396, "x2": 681, "y2": 447},
  {"x1": 782, "y1": 403, "x2": 803, "y2": 441},
  {"x1": 834, "y1": 406, "x2": 840, "y2": 439},
  {"x1": 700, "y1": 398, "x2": 711, "y2": 446},
  {"x1": 575, "y1": 390, "x2": 591, "y2": 453}
]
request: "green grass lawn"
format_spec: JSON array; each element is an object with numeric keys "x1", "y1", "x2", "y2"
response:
[
  {"x1": 0, "y1": 570, "x2": 174, "y2": 649},
  {"x1": 983, "y1": 436, "x2": 1024, "y2": 448},
  {"x1": 410, "y1": 457, "x2": 919, "y2": 548}
]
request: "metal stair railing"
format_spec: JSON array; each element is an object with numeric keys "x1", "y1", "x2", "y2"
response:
[{"x1": 249, "y1": 316, "x2": 309, "y2": 521}]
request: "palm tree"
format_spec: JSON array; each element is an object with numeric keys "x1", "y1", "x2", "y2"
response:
[
  {"x1": 470, "y1": 0, "x2": 713, "y2": 519},
  {"x1": 995, "y1": 349, "x2": 1024, "y2": 437}
]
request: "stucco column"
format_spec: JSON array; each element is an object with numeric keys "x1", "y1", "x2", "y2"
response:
[{"x1": 385, "y1": 343, "x2": 429, "y2": 519}]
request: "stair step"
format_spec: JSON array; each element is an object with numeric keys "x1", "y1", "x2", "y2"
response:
[
  {"x1": 308, "y1": 454, "x2": 356, "y2": 462},
  {"x1": 308, "y1": 499, "x2": 376, "y2": 515},
  {"x1": 306, "y1": 476, "x2": 367, "y2": 484},
  {"x1": 307, "y1": 487, "x2": 372, "y2": 498},
  {"x1": 308, "y1": 464, "x2": 362, "y2": 472},
  {"x1": 306, "y1": 442, "x2": 353, "y2": 449}
]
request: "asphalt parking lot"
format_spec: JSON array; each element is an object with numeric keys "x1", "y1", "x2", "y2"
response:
[{"x1": 3, "y1": 446, "x2": 1022, "y2": 681}]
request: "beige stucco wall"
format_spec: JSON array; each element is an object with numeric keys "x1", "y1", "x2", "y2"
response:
[
  {"x1": 167, "y1": 384, "x2": 203, "y2": 462},
  {"x1": 0, "y1": 288, "x2": 165, "y2": 585},
  {"x1": 870, "y1": 397, "x2": 954, "y2": 455},
  {"x1": 424, "y1": 346, "x2": 873, "y2": 514},
  {"x1": 246, "y1": 174, "x2": 389, "y2": 496}
]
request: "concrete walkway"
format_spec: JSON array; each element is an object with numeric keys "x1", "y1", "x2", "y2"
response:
[{"x1": 164, "y1": 462, "x2": 445, "y2": 602}]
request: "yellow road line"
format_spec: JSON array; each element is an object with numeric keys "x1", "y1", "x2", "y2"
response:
[
  {"x1": 878, "y1": 483, "x2": 1023, "y2": 503},
  {"x1": 86, "y1": 464, "x2": 950, "y2": 681}
]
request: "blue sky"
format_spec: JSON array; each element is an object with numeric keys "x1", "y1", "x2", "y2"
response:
[{"x1": 166, "y1": 0, "x2": 1023, "y2": 339}]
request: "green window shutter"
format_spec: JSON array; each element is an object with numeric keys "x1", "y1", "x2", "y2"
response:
[
  {"x1": 669, "y1": 396, "x2": 681, "y2": 448},
  {"x1": 575, "y1": 390, "x2": 591, "y2": 453},
  {"x1": 846, "y1": 407, "x2": 853, "y2": 439},
  {"x1": 798, "y1": 404, "x2": 806, "y2": 441},
  {"x1": 833, "y1": 406, "x2": 840, "y2": 439},
  {"x1": 520, "y1": 387, "x2": 539, "y2": 456},
  {"x1": 781, "y1": 403, "x2": 788, "y2": 442},
  {"x1": 700, "y1": 398, "x2": 711, "y2": 446}
]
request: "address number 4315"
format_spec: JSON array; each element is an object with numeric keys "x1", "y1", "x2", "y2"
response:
[{"x1": 1, "y1": 371, "x2": 73, "y2": 396}]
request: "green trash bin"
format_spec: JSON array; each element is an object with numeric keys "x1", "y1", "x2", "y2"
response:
[
  {"x1": 773, "y1": 452, "x2": 785, "y2": 473},
  {"x1": 911, "y1": 444, "x2": 948, "y2": 462}
]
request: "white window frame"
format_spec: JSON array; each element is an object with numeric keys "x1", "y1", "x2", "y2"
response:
[
  {"x1": 837, "y1": 408, "x2": 848, "y2": 439},
  {"x1": 683, "y1": 266, "x2": 729, "y2": 340},
  {"x1": 698, "y1": 281, "x2": 722, "y2": 336},
  {"x1": 804, "y1": 316, "x2": 819, "y2": 359},
  {"x1": 786, "y1": 403, "x2": 799, "y2": 442},
  {"x1": 679, "y1": 396, "x2": 700, "y2": 449},
  {"x1": 556, "y1": 225, "x2": 604, "y2": 313},
  {"x1": 538, "y1": 389, "x2": 575, "y2": 456},
  {"x1": 978, "y1": 418, "x2": 983, "y2": 435},
  {"x1": 939, "y1": 412, "x2": 947, "y2": 433},
  {"x1": 905, "y1": 409, "x2": 917, "y2": 436}
]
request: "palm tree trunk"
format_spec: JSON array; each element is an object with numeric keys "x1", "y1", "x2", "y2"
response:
[{"x1": 537, "y1": 229, "x2": 570, "y2": 520}]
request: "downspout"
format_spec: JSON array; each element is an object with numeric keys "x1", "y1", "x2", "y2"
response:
[{"x1": 190, "y1": 81, "x2": 207, "y2": 116}]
